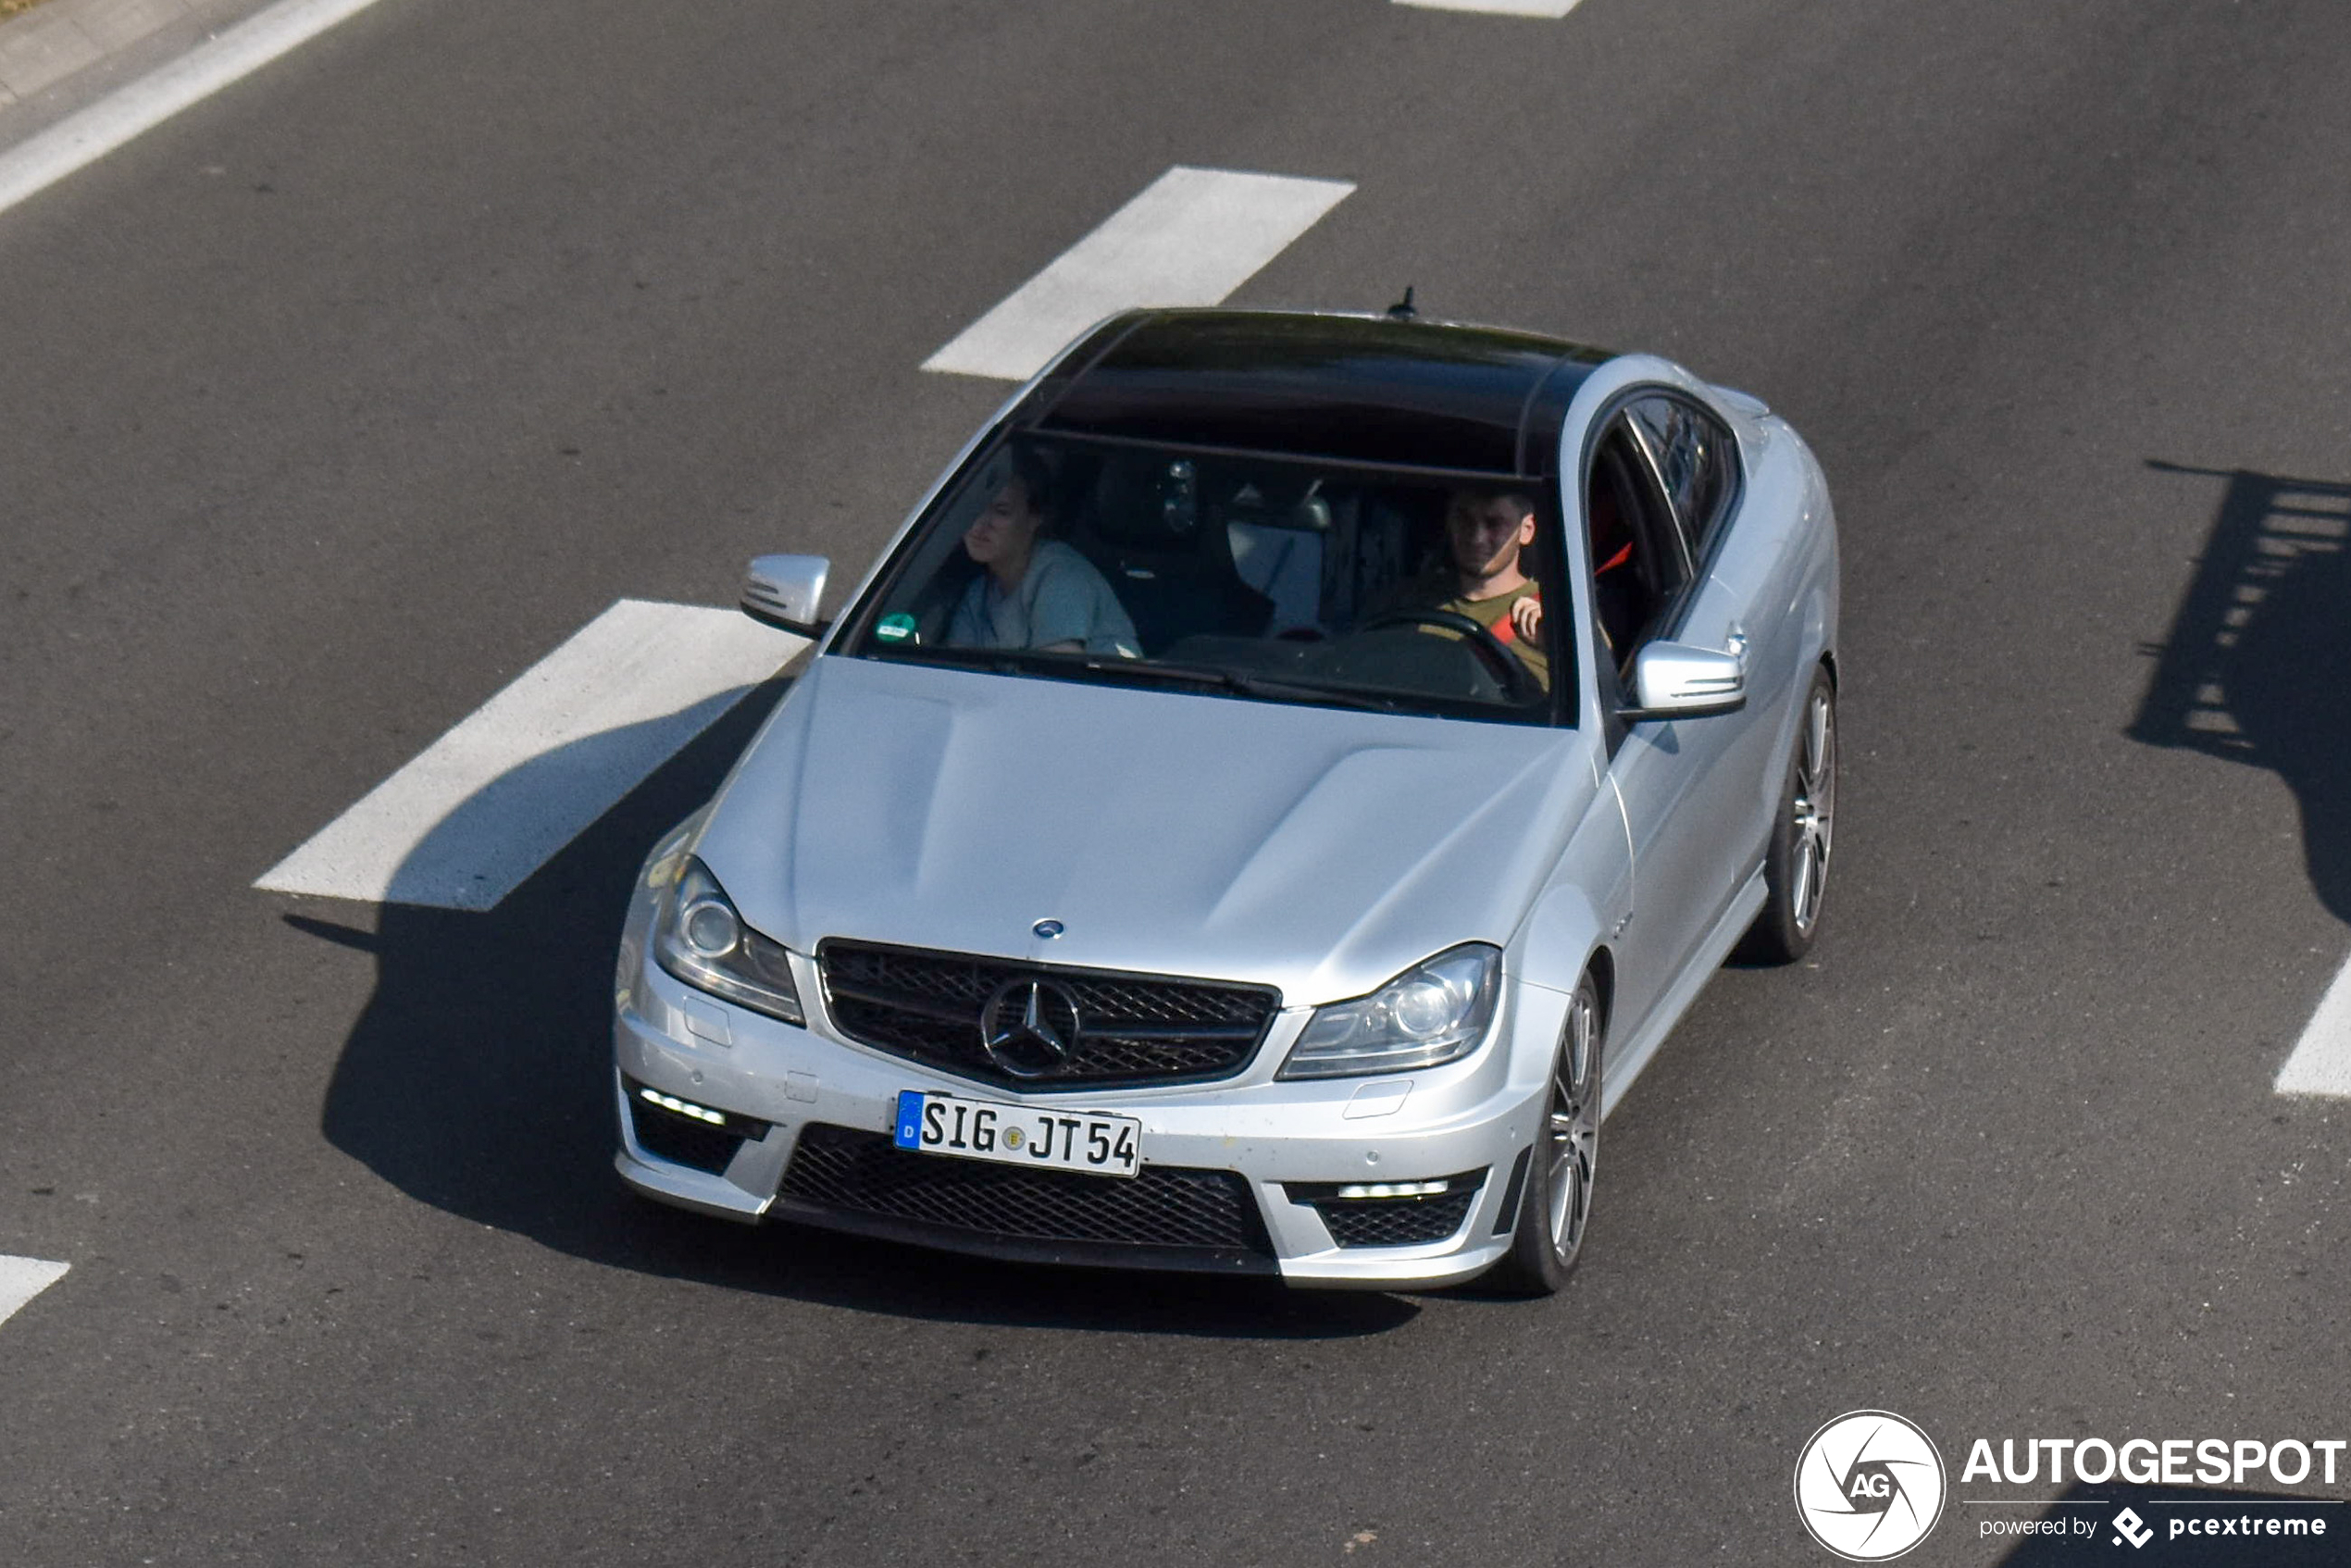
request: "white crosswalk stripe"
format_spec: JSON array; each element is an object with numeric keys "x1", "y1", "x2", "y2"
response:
[
  {"x1": 0, "y1": 1256, "x2": 69, "y2": 1329},
  {"x1": 922, "y1": 166, "x2": 1355, "y2": 382},
  {"x1": 255, "y1": 601, "x2": 803, "y2": 911},
  {"x1": 1393, "y1": 0, "x2": 1584, "y2": 16},
  {"x1": 2278, "y1": 955, "x2": 2351, "y2": 1097}
]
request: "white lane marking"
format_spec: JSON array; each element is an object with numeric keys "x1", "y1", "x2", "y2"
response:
[
  {"x1": 922, "y1": 166, "x2": 1355, "y2": 381},
  {"x1": 0, "y1": 0, "x2": 392, "y2": 218},
  {"x1": 2278, "y1": 955, "x2": 2351, "y2": 1097},
  {"x1": 1393, "y1": 0, "x2": 1583, "y2": 15},
  {"x1": 0, "y1": 1256, "x2": 69, "y2": 1327},
  {"x1": 255, "y1": 601, "x2": 803, "y2": 911}
]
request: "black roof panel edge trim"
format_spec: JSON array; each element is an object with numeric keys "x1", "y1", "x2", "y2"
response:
[
  {"x1": 1026, "y1": 309, "x2": 1617, "y2": 478},
  {"x1": 1026, "y1": 309, "x2": 1159, "y2": 428}
]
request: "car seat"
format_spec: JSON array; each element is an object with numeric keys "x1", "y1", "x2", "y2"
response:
[{"x1": 1069, "y1": 459, "x2": 1275, "y2": 653}]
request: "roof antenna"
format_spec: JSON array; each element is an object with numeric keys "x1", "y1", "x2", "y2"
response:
[{"x1": 1385, "y1": 285, "x2": 1417, "y2": 321}]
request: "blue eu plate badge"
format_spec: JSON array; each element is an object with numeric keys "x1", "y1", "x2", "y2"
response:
[{"x1": 893, "y1": 1089, "x2": 925, "y2": 1149}]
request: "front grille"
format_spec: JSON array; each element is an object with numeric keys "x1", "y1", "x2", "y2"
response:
[
  {"x1": 816, "y1": 940, "x2": 1279, "y2": 1090},
  {"x1": 777, "y1": 1124, "x2": 1272, "y2": 1254}
]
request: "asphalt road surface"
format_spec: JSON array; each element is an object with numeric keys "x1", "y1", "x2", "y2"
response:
[{"x1": 4, "y1": 1, "x2": 2349, "y2": 1562}]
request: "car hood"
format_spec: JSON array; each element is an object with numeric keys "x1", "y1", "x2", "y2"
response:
[{"x1": 692, "y1": 654, "x2": 1597, "y2": 1005}]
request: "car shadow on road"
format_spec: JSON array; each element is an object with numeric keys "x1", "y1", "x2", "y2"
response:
[
  {"x1": 300, "y1": 675, "x2": 1415, "y2": 1340},
  {"x1": 2131, "y1": 463, "x2": 2351, "y2": 922},
  {"x1": 1991, "y1": 1481, "x2": 2341, "y2": 1564}
]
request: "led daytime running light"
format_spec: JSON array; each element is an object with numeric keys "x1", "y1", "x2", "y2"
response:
[
  {"x1": 639, "y1": 1088, "x2": 728, "y2": 1126},
  {"x1": 1336, "y1": 1180, "x2": 1451, "y2": 1200}
]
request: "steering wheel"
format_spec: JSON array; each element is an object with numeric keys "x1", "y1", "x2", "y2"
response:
[{"x1": 1358, "y1": 608, "x2": 1543, "y2": 704}]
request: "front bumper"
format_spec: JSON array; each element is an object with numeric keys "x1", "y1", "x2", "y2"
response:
[{"x1": 613, "y1": 940, "x2": 1567, "y2": 1290}]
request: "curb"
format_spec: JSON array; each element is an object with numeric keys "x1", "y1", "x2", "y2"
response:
[
  {"x1": 0, "y1": 0, "x2": 276, "y2": 149},
  {"x1": 0, "y1": 0, "x2": 387, "y2": 216}
]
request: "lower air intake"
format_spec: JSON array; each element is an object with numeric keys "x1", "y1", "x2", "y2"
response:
[
  {"x1": 1297, "y1": 1175, "x2": 1486, "y2": 1249},
  {"x1": 777, "y1": 1123, "x2": 1271, "y2": 1255},
  {"x1": 629, "y1": 1100, "x2": 745, "y2": 1175}
]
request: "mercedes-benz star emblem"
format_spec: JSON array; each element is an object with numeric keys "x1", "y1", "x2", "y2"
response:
[{"x1": 978, "y1": 977, "x2": 1084, "y2": 1078}]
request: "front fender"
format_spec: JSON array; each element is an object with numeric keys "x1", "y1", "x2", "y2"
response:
[
  {"x1": 1511, "y1": 737, "x2": 1629, "y2": 1002},
  {"x1": 1513, "y1": 879, "x2": 1609, "y2": 1000}
]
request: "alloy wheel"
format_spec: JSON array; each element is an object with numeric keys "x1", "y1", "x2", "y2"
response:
[
  {"x1": 1789, "y1": 686, "x2": 1836, "y2": 936},
  {"x1": 1546, "y1": 983, "x2": 1601, "y2": 1260}
]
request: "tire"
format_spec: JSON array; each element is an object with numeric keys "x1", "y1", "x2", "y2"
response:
[
  {"x1": 1738, "y1": 666, "x2": 1836, "y2": 964},
  {"x1": 1486, "y1": 970, "x2": 1603, "y2": 1297}
]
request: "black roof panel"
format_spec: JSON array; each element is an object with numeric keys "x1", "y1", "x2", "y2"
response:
[{"x1": 1029, "y1": 311, "x2": 1613, "y2": 477}]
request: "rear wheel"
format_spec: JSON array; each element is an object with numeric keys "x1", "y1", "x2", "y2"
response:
[
  {"x1": 1738, "y1": 666, "x2": 1836, "y2": 964},
  {"x1": 1486, "y1": 971, "x2": 1603, "y2": 1296}
]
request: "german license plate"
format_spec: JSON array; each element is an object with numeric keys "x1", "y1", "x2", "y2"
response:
[{"x1": 892, "y1": 1090, "x2": 1141, "y2": 1178}]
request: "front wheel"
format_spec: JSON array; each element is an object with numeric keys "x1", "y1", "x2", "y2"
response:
[
  {"x1": 1738, "y1": 666, "x2": 1836, "y2": 964},
  {"x1": 1486, "y1": 971, "x2": 1603, "y2": 1297}
]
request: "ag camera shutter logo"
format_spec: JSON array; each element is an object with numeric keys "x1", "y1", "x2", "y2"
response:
[{"x1": 1794, "y1": 1410, "x2": 1947, "y2": 1561}]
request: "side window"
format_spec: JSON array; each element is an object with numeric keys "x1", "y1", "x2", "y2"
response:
[
  {"x1": 1586, "y1": 418, "x2": 1690, "y2": 675},
  {"x1": 1626, "y1": 395, "x2": 1737, "y2": 562}
]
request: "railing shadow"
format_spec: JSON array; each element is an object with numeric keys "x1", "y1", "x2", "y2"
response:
[
  {"x1": 303, "y1": 674, "x2": 1415, "y2": 1339},
  {"x1": 2130, "y1": 463, "x2": 2351, "y2": 922}
]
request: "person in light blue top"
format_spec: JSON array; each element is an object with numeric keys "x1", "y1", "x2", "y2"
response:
[{"x1": 946, "y1": 451, "x2": 1140, "y2": 656}]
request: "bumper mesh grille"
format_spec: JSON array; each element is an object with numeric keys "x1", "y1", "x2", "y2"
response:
[
  {"x1": 777, "y1": 1124, "x2": 1271, "y2": 1255},
  {"x1": 816, "y1": 940, "x2": 1278, "y2": 1090},
  {"x1": 1311, "y1": 1187, "x2": 1482, "y2": 1249}
]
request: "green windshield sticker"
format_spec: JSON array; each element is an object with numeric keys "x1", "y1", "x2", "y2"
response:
[{"x1": 876, "y1": 613, "x2": 919, "y2": 644}]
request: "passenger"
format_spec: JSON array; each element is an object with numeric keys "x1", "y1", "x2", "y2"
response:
[
  {"x1": 1381, "y1": 486, "x2": 1550, "y2": 690},
  {"x1": 945, "y1": 451, "x2": 1140, "y2": 656}
]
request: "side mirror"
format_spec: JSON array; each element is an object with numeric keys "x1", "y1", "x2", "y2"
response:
[
  {"x1": 1622, "y1": 641, "x2": 1746, "y2": 721},
  {"x1": 741, "y1": 554, "x2": 830, "y2": 638}
]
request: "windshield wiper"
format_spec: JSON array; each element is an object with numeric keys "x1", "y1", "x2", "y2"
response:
[
  {"x1": 1068, "y1": 657, "x2": 1400, "y2": 712},
  {"x1": 878, "y1": 645, "x2": 1035, "y2": 675},
  {"x1": 877, "y1": 644, "x2": 1400, "y2": 712}
]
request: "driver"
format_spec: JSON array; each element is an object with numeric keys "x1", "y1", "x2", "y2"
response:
[
  {"x1": 945, "y1": 451, "x2": 1140, "y2": 656},
  {"x1": 1375, "y1": 486, "x2": 1550, "y2": 691}
]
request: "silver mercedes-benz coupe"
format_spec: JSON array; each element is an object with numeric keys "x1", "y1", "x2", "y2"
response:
[{"x1": 611, "y1": 308, "x2": 1838, "y2": 1293}]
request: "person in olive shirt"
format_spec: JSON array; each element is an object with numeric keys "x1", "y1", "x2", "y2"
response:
[{"x1": 1381, "y1": 486, "x2": 1550, "y2": 691}]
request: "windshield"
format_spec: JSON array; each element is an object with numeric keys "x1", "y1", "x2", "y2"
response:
[{"x1": 840, "y1": 436, "x2": 1571, "y2": 723}]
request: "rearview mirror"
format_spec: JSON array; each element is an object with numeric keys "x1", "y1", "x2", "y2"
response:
[
  {"x1": 741, "y1": 554, "x2": 830, "y2": 637},
  {"x1": 1622, "y1": 641, "x2": 1746, "y2": 721}
]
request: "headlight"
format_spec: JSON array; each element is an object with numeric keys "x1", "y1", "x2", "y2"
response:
[
  {"x1": 652, "y1": 856, "x2": 804, "y2": 1026},
  {"x1": 1278, "y1": 944, "x2": 1500, "y2": 1079}
]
